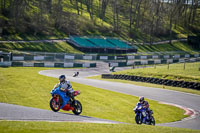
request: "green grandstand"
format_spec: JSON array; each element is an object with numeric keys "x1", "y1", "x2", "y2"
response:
[{"x1": 68, "y1": 36, "x2": 137, "y2": 53}]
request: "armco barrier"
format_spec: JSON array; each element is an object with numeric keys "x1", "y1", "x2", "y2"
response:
[
  {"x1": 90, "y1": 63, "x2": 96, "y2": 67},
  {"x1": 102, "y1": 74, "x2": 200, "y2": 90},
  {"x1": 12, "y1": 52, "x2": 200, "y2": 62},
  {"x1": 54, "y1": 63, "x2": 64, "y2": 67},
  {"x1": 34, "y1": 63, "x2": 44, "y2": 67},
  {"x1": 12, "y1": 62, "x2": 23, "y2": 67},
  {"x1": 24, "y1": 55, "x2": 34, "y2": 61},
  {"x1": 0, "y1": 62, "x2": 12, "y2": 67},
  {"x1": 7, "y1": 62, "x2": 96, "y2": 68}
]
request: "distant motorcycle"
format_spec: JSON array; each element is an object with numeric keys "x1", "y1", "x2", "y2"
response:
[
  {"x1": 50, "y1": 86, "x2": 82, "y2": 115},
  {"x1": 133, "y1": 103, "x2": 155, "y2": 125},
  {"x1": 109, "y1": 66, "x2": 115, "y2": 72},
  {"x1": 73, "y1": 72, "x2": 79, "y2": 77}
]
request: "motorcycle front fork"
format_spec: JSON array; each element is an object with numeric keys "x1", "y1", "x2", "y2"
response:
[
  {"x1": 68, "y1": 97, "x2": 75, "y2": 106},
  {"x1": 142, "y1": 113, "x2": 150, "y2": 123}
]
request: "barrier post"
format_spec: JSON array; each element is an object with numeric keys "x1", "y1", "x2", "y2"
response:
[{"x1": 132, "y1": 63, "x2": 135, "y2": 69}]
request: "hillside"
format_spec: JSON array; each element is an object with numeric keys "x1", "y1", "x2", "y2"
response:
[
  {"x1": 0, "y1": 41, "x2": 83, "y2": 54},
  {"x1": 0, "y1": 41, "x2": 198, "y2": 54},
  {"x1": 0, "y1": 0, "x2": 199, "y2": 42}
]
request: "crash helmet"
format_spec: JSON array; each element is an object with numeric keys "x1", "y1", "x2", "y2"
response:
[
  {"x1": 139, "y1": 96, "x2": 145, "y2": 103},
  {"x1": 59, "y1": 75, "x2": 66, "y2": 81}
]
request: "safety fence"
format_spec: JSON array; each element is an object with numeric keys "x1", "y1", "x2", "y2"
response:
[
  {"x1": 102, "y1": 74, "x2": 200, "y2": 90},
  {"x1": 0, "y1": 62, "x2": 96, "y2": 68},
  {"x1": 1, "y1": 56, "x2": 199, "y2": 68},
  {"x1": 1, "y1": 51, "x2": 200, "y2": 68},
  {"x1": 110, "y1": 57, "x2": 200, "y2": 67},
  {"x1": 10, "y1": 53, "x2": 200, "y2": 62}
]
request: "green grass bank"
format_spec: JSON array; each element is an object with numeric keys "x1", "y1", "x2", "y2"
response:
[
  {"x1": 113, "y1": 62, "x2": 200, "y2": 83},
  {"x1": 0, "y1": 121, "x2": 199, "y2": 133},
  {"x1": 0, "y1": 67, "x2": 187, "y2": 124}
]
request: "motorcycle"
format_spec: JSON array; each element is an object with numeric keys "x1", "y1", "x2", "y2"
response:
[
  {"x1": 73, "y1": 72, "x2": 79, "y2": 77},
  {"x1": 50, "y1": 86, "x2": 82, "y2": 115},
  {"x1": 133, "y1": 103, "x2": 155, "y2": 125},
  {"x1": 109, "y1": 66, "x2": 115, "y2": 72}
]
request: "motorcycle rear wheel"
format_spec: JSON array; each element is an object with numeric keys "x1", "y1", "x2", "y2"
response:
[
  {"x1": 72, "y1": 100, "x2": 82, "y2": 115},
  {"x1": 150, "y1": 116, "x2": 156, "y2": 126},
  {"x1": 50, "y1": 98, "x2": 61, "y2": 112}
]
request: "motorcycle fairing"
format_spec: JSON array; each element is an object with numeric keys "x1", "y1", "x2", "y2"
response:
[{"x1": 51, "y1": 86, "x2": 70, "y2": 109}]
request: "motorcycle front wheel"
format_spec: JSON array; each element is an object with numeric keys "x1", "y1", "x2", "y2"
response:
[
  {"x1": 135, "y1": 115, "x2": 142, "y2": 124},
  {"x1": 72, "y1": 100, "x2": 82, "y2": 115},
  {"x1": 50, "y1": 98, "x2": 61, "y2": 112}
]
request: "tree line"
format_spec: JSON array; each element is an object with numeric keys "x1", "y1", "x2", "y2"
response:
[{"x1": 0, "y1": 0, "x2": 199, "y2": 42}]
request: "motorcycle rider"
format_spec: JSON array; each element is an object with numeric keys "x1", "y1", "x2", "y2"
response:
[
  {"x1": 54, "y1": 75, "x2": 74, "y2": 99},
  {"x1": 73, "y1": 72, "x2": 79, "y2": 77},
  {"x1": 138, "y1": 96, "x2": 150, "y2": 123}
]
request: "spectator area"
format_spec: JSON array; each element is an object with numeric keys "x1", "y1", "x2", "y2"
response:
[
  {"x1": 68, "y1": 36, "x2": 137, "y2": 53},
  {"x1": 70, "y1": 37, "x2": 96, "y2": 48},
  {"x1": 88, "y1": 38, "x2": 115, "y2": 48}
]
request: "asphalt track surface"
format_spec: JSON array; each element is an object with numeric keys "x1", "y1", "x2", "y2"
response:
[
  {"x1": 0, "y1": 103, "x2": 119, "y2": 124},
  {"x1": 1, "y1": 62, "x2": 200, "y2": 130}
]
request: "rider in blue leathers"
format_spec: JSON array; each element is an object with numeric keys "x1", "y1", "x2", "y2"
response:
[{"x1": 138, "y1": 96, "x2": 150, "y2": 123}]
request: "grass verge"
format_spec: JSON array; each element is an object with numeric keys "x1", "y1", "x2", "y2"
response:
[
  {"x1": 0, "y1": 67, "x2": 187, "y2": 124},
  {"x1": 88, "y1": 75, "x2": 200, "y2": 95},
  {"x1": 113, "y1": 62, "x2": 200, "y2": 83},
  {"x1": 135, "y1": 42, "x2": 199, "y2": 53},
  {"x1": 0, "y1": 121, "x2": 199, "y2": 133}
]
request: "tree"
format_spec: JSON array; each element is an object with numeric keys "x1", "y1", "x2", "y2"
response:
[{"x1": 101, "y1": 0, "x2": 109, "y2": 21}]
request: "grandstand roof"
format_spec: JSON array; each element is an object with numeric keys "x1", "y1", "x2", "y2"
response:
[{"x1": 70, "y1": 36, "x2": 136, "y2": 50}]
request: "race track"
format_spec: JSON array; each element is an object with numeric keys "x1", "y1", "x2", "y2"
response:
[
  {"x1": 1, "y1": 62, "x2": 200, "y2": 130},
  {"x1": 0, "y1": 103, "x2": 120, "y2": 124},
  {"x1": 39, "y1": 62, "x2": 200, "y2": 130}
]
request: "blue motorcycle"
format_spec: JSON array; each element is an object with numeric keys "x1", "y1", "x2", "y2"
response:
[
  {"x1": 50, "y1": 86, "x2": 82, "y2": 115},
  {"x1": 133, "y1": 103, "x2": 155, "y2": 125}
]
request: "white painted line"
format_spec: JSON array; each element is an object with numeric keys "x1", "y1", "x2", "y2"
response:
[
  {"x1": 83, "y1": 63, "x2": 90, "y2": 68},
  {"x1": 141, "y1": 56, "x2": 147, "y2": 59},
  {"x1": 64, "y1": 55, "x2": 75, "y2": 60},
  {"x1": 0, "y1": 62, "x2": 12, "y2": 66},
  {"x1": 164, "y1": 55, "x2": 170, "y2": 59},
  {"x1": 100, "y1": 56, "x2": 108, "y2": 60},
  {"x1": 13, "y1": 56, "x2": 24, "y2": 61},
  {"x1": 83, "y1": 56, "x2": 92, "y2": 60},
  {"x1": 152, "y1": 55, "x2": 159, "y2": 59},
  {"x1": 23, "y1": 62, "x2": 34, "y2": 67},
  {"x1": 34, "y1": 56, "x2": 44, "y2": 60},
  {"x1": 64, "y1": 63, "x2": 74, "y2": 68},
  {"x1": 127, "y1": 56, "x2": 135, "y2": 60},
  {"x1": 44, "y1": 62, "x2": 54, "y2": 67}
]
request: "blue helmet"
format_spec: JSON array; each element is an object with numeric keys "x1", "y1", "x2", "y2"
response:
[{"x1": 59, "y1": 75, "x2": 66, "y2": 80}]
